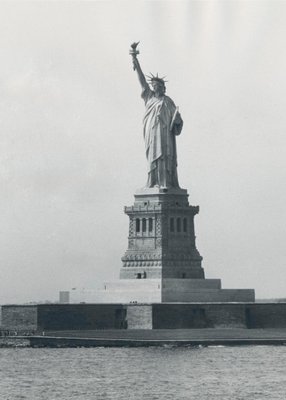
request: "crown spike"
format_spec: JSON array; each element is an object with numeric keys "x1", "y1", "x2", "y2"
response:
[{"x1": 146, "y1": 72, "x2": 168, "y2": 84}]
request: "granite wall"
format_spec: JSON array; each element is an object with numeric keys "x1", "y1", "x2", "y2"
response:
[
  {"x1": 37, "y1": 304, "x2": 127, "y2": 330},
  {"x1": 152, "y1": 303, "x2": 247, "y2": 328},
  {"x1": 2, "y1": 302, "x2": 286, "y2": 332},
  {"x1": 126, "y1": 305, "x2": 152, "y2": 329},
  {"x1": 152, "y1": 304, "x2": 208, "y2": 329},
  {"x1": 246, "y1": 303, "x2": 286, "y2": 328},
  {"x1": 1, "y1": 305, "x2": 38, "y2": 332}
]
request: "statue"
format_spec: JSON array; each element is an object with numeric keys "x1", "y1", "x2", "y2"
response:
[{"x1": 130, "y1": 42, "x2": 183, "y2": 189}]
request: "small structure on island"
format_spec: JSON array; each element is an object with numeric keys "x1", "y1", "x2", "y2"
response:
[{"x1": 67, "y1": 43, "x2": 254, "y2": 304}]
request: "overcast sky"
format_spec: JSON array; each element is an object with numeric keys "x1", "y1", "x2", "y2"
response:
[{"x1": 1, "y1": 0, "x2": 286, "y2": 304}]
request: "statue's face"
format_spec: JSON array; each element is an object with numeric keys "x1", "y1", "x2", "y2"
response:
[{"x1": 152, "y1": 81, "x2": 165, "y2": 96}]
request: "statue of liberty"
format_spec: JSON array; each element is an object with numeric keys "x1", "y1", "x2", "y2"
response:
[{"x1": 130, "y1": 42, "x2": 183, "y2": 189}]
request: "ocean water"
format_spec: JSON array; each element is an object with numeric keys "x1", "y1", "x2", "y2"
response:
[{"x1": 0, "y1": 346, "x2": 286, "y2": 400}]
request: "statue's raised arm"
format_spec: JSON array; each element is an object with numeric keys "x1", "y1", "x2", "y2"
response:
[
  {"x1": 129, "y1": 42, "x2": 183, "y2": 189},
  {"x1": 129, "y1": 42, "x2": 149, "y2": 91}
]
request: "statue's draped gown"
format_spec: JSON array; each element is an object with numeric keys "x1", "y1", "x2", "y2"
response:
[{"x1": 142, "y1": 86, "x2": 183, "y2": 188}]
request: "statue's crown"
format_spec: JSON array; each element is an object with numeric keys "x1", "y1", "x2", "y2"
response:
[{"x1": 146, "y1": 73, "x2": 168, "y2": 85}]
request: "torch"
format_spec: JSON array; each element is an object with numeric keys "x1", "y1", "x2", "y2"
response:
[{"x1": 129, "y1": 42, "x2": 140, "y2": 70}]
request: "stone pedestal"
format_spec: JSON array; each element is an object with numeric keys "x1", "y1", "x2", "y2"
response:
[
  {"x1": 120, "y1": 187, "x2": 204, "y2": 280},
  {"x1": 63, "y1": 187, "x2": 255, "y2": 304},
  {"x1": 113, "y1": 186, "x2": 254, "y2": 303}
]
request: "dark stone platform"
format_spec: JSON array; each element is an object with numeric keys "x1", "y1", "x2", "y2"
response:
[{"x1": 2, "y1": 302, "x2": 286, "y2": 333}]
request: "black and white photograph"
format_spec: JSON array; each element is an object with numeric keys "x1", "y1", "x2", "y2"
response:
[{"x1": 1, "y1": 1, "x2": 286, "y2": 399}]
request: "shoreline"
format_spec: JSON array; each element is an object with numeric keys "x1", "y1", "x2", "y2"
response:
[{"x1": 2, "y1": 329, "x2": 286, "y2": 348}]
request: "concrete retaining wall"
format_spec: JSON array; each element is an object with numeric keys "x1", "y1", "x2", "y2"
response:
[
  {"x1": 1, "y1": 305, "x2": 38, "y2": 332},
  {"x1": 246, "y1": 304, "x2": 286, "y2": 328},
  {"x1": 152, "y1": 304, "x2": 208, "y2": 328},
  {"x1": 204, "y1": 304, "x2": 247, "y2": 328},
  {"x1": 2, "y1": 302, "x2": 286, "y2": 332},
  {"x1": 126, "y1": 305, "x2": 152, "y2": 329},
  {"x1": 152, "y1": 303, "x2": 247, "y2": 328},
  {"x1": 37, "y1": 305, "x2": 127, "y2": 330}
]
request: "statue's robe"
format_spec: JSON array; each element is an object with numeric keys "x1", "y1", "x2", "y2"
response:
[{"x1": 142, "y1": 86, "x2": 183, "y2": 188}]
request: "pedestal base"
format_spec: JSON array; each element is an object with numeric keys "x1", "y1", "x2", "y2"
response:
[{"x1": 68, "y1": 278, "x2": 255, "y2": 304}]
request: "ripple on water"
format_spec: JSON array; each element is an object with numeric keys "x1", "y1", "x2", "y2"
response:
[{"x1": 0, "y1": 346, "x2": 286, "y2": 400}]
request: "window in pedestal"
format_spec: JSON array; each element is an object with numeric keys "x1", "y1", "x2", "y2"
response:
[
  {"x1": 183, "y1": 218, "x2": 188, "y2": 232},
  {"x1": 148, "y1": 218, "x2": 153, "y2": 232},
  {"x1": 136, "y1": 218, "x2": 140, "y2": 233},
  {"x1": 177, "y1": 218, "x2": 181, "y2": 232}
]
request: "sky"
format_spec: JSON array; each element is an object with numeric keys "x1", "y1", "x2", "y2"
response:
[{"x1": 0, "y1": 0, "x2": 286, "y2": 304}]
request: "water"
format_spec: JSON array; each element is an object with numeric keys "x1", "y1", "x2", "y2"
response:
[{"x1": 1, "y1": 346, "x2": 286, "y2": 399}]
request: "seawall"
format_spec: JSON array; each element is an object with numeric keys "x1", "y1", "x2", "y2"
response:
[
  {"x1": 2, "y1": 329, "x2": 286, "y2": 347},
  {"x1": 2, "y1": 302, "x2": 286, "y2": 333}
]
